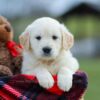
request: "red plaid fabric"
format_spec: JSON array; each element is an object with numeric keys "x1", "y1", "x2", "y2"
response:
[{"x1": 0, "y1": 71, "x2": 88, "y2": 100}]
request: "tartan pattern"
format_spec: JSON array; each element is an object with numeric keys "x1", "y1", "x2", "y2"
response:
[{"x1": 0, "y1": 71, "x2": 88, "y2": 100}]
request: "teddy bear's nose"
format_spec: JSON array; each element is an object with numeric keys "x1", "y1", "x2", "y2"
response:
[{"x1": 42, "y1": 47, "x2": 51, "y2": 55}]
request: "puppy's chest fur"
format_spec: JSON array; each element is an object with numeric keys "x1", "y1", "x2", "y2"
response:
[
  {"x1": 22, "y1": 53, "x2": 62, "y2": 75},
  {"x1": 22, "y1": 50, "x2": 75, "y2": 75},
  {"x1": 39, "y1": 60, "x2": 62, "y2": 75}
]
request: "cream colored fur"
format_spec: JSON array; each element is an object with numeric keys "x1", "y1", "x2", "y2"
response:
[{"x1": 20, "y1": 17, "x2": 79, "y2": 91}]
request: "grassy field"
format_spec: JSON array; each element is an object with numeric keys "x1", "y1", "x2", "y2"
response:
[{"x1": 79, "y1": 58, "x2": 100, "y2": 100}]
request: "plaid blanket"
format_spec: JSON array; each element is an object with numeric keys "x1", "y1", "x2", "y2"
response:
[{"x1": 0, "y1": 71, "x2": 88, "y2": 100}]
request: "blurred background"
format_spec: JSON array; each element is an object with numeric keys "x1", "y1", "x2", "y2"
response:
[{"x1": 0, "y1": 0, "x2": 100, "y2": 99}]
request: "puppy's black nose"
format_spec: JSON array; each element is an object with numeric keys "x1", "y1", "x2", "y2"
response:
[{"x1": 43, "y1": 47, "x2": 51, "y2": 54}]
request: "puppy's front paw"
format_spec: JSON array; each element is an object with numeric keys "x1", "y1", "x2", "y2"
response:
[
  {"x1": 37, "y1": 74, "x2": 54, "y2": 89},
  {"x1": 58, "y1": 75, "x2": 72, "y2": 91}
]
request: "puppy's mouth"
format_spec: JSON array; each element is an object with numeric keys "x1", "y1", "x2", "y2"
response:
[
  {"x1": 40, "y1": 52, "x2": 55, "y2": 60},
  {"x1": 43, "y1": 53, "x2": 51, "y2": 57},
  {"x1": 39, "y1": 54, "x2": 55, "y2": 63},
  {"x1": 42, "y1": 53, "x2": 52, "y2": 59}
]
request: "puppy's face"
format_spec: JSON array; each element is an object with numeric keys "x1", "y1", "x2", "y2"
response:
[
  {"x1": 20, "y1": 17, "x2": 74, "y2": 61},
  {"x1": 30, "y1": 24, "x2": 62, "y2": 60}
]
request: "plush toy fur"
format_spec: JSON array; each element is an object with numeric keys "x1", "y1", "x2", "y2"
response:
[{"x1": 0, "y1": 16, "x2": 22, "y2": 76}]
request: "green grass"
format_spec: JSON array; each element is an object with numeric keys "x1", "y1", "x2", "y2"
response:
[{"x1": 79, "y1": 58, "x2": 100, "y2": 100}]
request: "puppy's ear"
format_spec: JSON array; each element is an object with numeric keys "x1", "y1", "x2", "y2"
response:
[
  {"x1": 60, "y1": 24, "x2": 74, "y2": 50},
  {"x1": 19, "y1": 31, "x2": 31, "y2": 51}
]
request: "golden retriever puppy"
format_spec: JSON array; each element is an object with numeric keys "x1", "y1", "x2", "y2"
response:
[{"x1": 20, "y1": 17, "x2": 79, "y2": 91}]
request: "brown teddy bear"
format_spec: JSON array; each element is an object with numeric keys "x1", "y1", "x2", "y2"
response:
[{"x1": 0, "y1": 16, "x2": 23, "y2": 76}]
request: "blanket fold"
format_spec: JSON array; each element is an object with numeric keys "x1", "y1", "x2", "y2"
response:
[{"x1": 0, "y1": 71, "x2": 88, "y2": 100}]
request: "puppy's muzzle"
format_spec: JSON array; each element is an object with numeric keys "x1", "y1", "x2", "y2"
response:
[{"x1": 42, "y1": 47, "x2": 51, "y2": 56}]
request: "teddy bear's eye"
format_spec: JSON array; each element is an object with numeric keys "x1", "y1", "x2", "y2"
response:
[
  {"x1": 52, "y1": 35, "x2": 58, "y2": 40},
  {"x1": 36, "y1": 36, "x2": 41, "y2": 40}
]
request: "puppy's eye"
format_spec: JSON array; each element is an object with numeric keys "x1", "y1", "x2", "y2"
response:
[
  {"x1": 36, "y1": 36, "x2": 41, "y2": 40},
  {"x1": 52, "y1": 35, "x2": 58, "y2": 40}
]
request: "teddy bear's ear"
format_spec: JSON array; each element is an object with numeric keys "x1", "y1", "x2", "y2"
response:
[
  {"x1": 0, "y1": 16, "x2": 11, "y2": 25},
  {"x1": 19, "y1": 32, "x2": 31, "y2": 51},
  {"x1": 60, "y1": 24, "x2": 74, "y2": 50},
  {"x1": 0, "y1": 16, "x2": 7, "y2": 24}
]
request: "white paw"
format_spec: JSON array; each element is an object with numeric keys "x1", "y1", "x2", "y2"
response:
[
  {"x1": 37, "y1": 74, "x2": 54, "y2": 89},
  {"x1": 58, "y1": 75, "x2": 73, "y2": 91}
]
